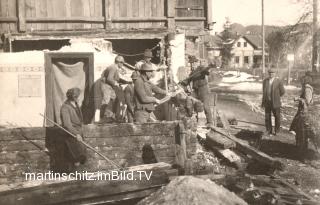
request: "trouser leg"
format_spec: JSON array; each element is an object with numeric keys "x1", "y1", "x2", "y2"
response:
[
  {"x1": 197, "y1": 85, "x2": 213, "y2": 124},
  {"x1": 265, "y1": 103, "x2": 272, "y2": 133},
  {"x1": 273, "y1": 107, "x2": 281, "y2": 133},
  {"x1": 127, "y1": 111, "x2": 134, "y2": 123}
]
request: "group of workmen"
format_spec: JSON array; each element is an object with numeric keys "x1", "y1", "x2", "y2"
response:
[
  {"x1": 58, "y1": 49, "x2": 213, "y2": 172},
  {"x1": 99, "y1": 49, "x2": 168, "y2": 123}
]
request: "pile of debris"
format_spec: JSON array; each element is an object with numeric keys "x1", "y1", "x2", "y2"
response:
[{"x1": 137, "y1": 176, "x2": 248, "y2": 205}]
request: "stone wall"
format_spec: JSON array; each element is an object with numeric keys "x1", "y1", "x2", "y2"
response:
[
  {"x1": 0, "y1": 121, "x2": 197, "y2": 184},
  {"x1": 0, "y1": 127, "x2": 50, "y2": 184}
]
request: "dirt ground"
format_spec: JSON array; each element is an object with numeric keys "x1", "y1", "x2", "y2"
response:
[{"x1": 214, "y1": 91, "x2": 320, "y2": 198}]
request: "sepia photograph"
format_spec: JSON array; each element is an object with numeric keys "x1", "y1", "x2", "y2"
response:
[{"x1": 0, "y1": 0, "x2": 319, "y2": 204}]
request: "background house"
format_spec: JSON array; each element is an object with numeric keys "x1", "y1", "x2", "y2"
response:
[{"x1": 205, "y1": 34, "x2": 268, "y2": 69}]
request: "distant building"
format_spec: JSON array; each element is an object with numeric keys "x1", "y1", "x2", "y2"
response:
[{"x1": 205, "y1": 34, "x2": 268, "y2": 69}]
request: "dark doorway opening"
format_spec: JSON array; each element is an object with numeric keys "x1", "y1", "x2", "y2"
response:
[
  {"x1": 45, "y1": 53, "x2": 94, "y2": 126},
  {"x1": 106, "y1": 39, "x2": 161, "y2": 66},
  {"x1": 12, "y1": 39, "x2": 70, "y2": 52}
]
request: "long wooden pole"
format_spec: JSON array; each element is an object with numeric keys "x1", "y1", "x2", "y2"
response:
[
  {"x1": 262, "y1": 0, "x2": 265, "y2": 77},
  {"x1": 39, "y1": 113, "x2": 121, "y2": 169},
  {"x1": 312, "y1": 0, "x2": 318, "y2": 72}
]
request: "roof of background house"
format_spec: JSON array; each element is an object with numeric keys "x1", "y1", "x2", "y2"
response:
[{"x1": 242, "y1": 34, "x2": 266, "y2": 49}]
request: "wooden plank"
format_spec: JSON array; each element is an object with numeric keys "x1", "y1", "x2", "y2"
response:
[
  {"x1": 0, "y1": 17, "x2": 17, "y2": 22},
  {"x1": 132, "y1": 0, "x2": 139, "y2": 17},
  {"x1": 206, "y1": 130, "x2": 236, "y2": 149},
  {"x1": 35, "y1": 0, "x2": 42, "y2": 30},
  {"x1": 104, "y1": 0, "x2": 112, "y2": 29},
  {"x1": 17, "y1": 0, "x2": 26, "y2": 32},
  {"x1": 151, "y1": 0, "x2": 157, "y2": 27},
  {"x1": 70, "y1": 0, "x2": 83, "y2": 29},
  {"x1": 175, "y1": 16, "x2": 206, "y2": 21},
  {"x1": 83, "y1": 0, "x2": 91, "y2": 29},
  {"x1": 25, "y1": 0, "x2": 31, "y2": 31},
  {"x1": 174, "y1": 123, "x2": 187, "y2": 169},
  {"x1": 119, "y1": 0, "x2": 127, "y2": 17},
  {"x1": 65, "y1": 0, "x2": 71, "y2": 29},
  {"x1": 131, "y1": 0, "x2": 139, "y2": 28},
  {"x1": 46, "y1": 0, "x2": 54, "y2": 30},
  {"x1": 119, "y1": 0, "x2": 127, "y2": 29},
  {"x1": 39, "y1": 0, "x2": 48, "y2": 30},
  {"x1": 93, "y1": 0, "x2": 102, "y2": 29},
  {"x1": 157, "y1": 0, "x2": 164, "y2": 17},
  {"x1": 0, "y1": 163, "x2": 172, "y2": 205},
  {"x1": 210, "y1": 126, "x2": 285, "y2": 170},
  {"x1": 113, "y1": 0, "x2": 120, "y2": 29},
  {"x1": 30, "y1": 0, "x2": 37, "y2": 30},
  {"x1": 138, "y1": 0, "x2": 145, "y2": 28},
  {"x1": 112, "y1": 17, "x2": 166, "y2": 22},
  {"x1": 74, "y1": 187, "x2": 160, "y2": 205},
  {"x1": 8, "y1": 0, "x2": 16, "y2": 31},
  {"x1": 166, "y1": 0, "x2": 175, "y2": 30}
]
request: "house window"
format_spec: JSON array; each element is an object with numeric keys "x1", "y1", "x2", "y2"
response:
[
  {"x1": 237, "y1": 42, "x2": 241, "y2": 47},
  {"x1": 235, "y1": 56, "x2": 240, "y2": 64},
  {"x1": 244, "y1": 56, "x2": 249, "y2": 64},
  {"x1": 244, "y1": 42, "x2": 247, "y2": 47}
]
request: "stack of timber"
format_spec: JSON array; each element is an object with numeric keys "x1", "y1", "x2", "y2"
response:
[
  {"x1": 0, "y1": 162, "x2": 176, "y2": 205},
  {"x1": 205, "y1": 109, "x2": 284, "y2": 170}
]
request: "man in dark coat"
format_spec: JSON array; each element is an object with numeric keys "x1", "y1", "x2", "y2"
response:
[
  {"x1": 124, "y1": 71, "x2": 139, "y2": 122},
  {"x1": 262, "y1": 69, "x2": 285, "y2": 135},
  {"x1": 182, "y1": 56, "x2": 214, "y2": 126},
  {"x1": 60, "y1": 87, "x2": 87, "y2": 172},
  {"x1": 134, "y1": 63, "x2": 167, "y2": 123}
]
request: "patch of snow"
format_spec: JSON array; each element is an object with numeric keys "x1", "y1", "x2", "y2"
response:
[{"x1": 222, "y1": 71, "x2": 258, "y2": 83}]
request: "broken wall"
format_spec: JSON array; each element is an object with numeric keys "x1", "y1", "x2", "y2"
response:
[{"x1": 0, "y1": 39, "x2": 115, "y2": 127}]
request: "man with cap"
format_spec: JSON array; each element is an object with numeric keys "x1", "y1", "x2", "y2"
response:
[
  {"x1": 60, "y1": 87, "x2": 87, "y2": 173},
  {"x1": 100, "y1": 55, "x2": 125, "y2": 122},
  {"x1": 134, "y1": 63, "x2": 167, "y2": 123},
  {"x1": 183, "y1": 55, "x2": 214, "y2": 126},
  {"x1": 124, "y1": 71, "x2": 139, "y2": 122},
  {"x1": 135, "y1": 49, "x2": 154, "y2": 71},
  {"x1": 262, "y1": 68, "x2": 285, "y2": 135}
]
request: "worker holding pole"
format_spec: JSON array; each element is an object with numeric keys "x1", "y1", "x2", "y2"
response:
[{"x1": 59, "y1": 87, "x2": 87, "y2": 172}]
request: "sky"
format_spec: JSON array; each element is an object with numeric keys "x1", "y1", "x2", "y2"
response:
[{"x1": 212, "y1": 0, "x2": 311, "y2": 31}]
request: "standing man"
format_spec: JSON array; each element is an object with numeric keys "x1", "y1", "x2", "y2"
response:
[
  {"x1": 184, "y1": 56, "x2": 214, "y2": 126},
  {"x1": 100, "y1": 55, "x2": 124, "y2": 122},
  {"x1": 135, "y1": 49, "x2": 154, "y2": 70},
  {"x1": 60, "y1": 87, "x2": 87, "y2": 172},
  {"x1": 134, "y1": 63, "x2": 167, "y2": 123},
  {"x1": 262, "y1": 69, "x2": 285, "y2": 135},
  {"x1": 124, "y1": 71, "x2": 139, "y2": 122}
]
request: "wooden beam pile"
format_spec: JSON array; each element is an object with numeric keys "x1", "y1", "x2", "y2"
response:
[{"x1": 0, "y1": 162, "x2": 176, "y2": 205}]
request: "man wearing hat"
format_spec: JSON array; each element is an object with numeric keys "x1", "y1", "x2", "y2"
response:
[
  {"x1": 124, "y1": 71, "x2": 139, "y2": 122},
  {"x1": 183, "y1": 55, "x2": 214, "y2": 126},
  {"x1": 262, "y1": 68, "x2": 285, "y2": 135},
  {"x1": 134, "y1": 63, "x2": 167, "y2": 123},
  {"x1": 60, "y1": 87, "x2": 87, "y2": 172},
  {"x1": 100, "y1": 55, "x2": 125, "y2": 122},
  {"x1": 135, "y1": 49, "x2": 154, "y2": 71}
]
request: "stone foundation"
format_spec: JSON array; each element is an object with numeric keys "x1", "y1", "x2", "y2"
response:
[{"x1": 0, "y1": 121, "x2": 197, "y2": 184}]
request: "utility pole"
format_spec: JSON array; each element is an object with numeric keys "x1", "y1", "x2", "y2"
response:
[
  {"x1": 262, "y1": 0, "x2": 265, "y2": 77},
  {"x1": 312, "y1": 0, "x2": 318, "y2": 72}
]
